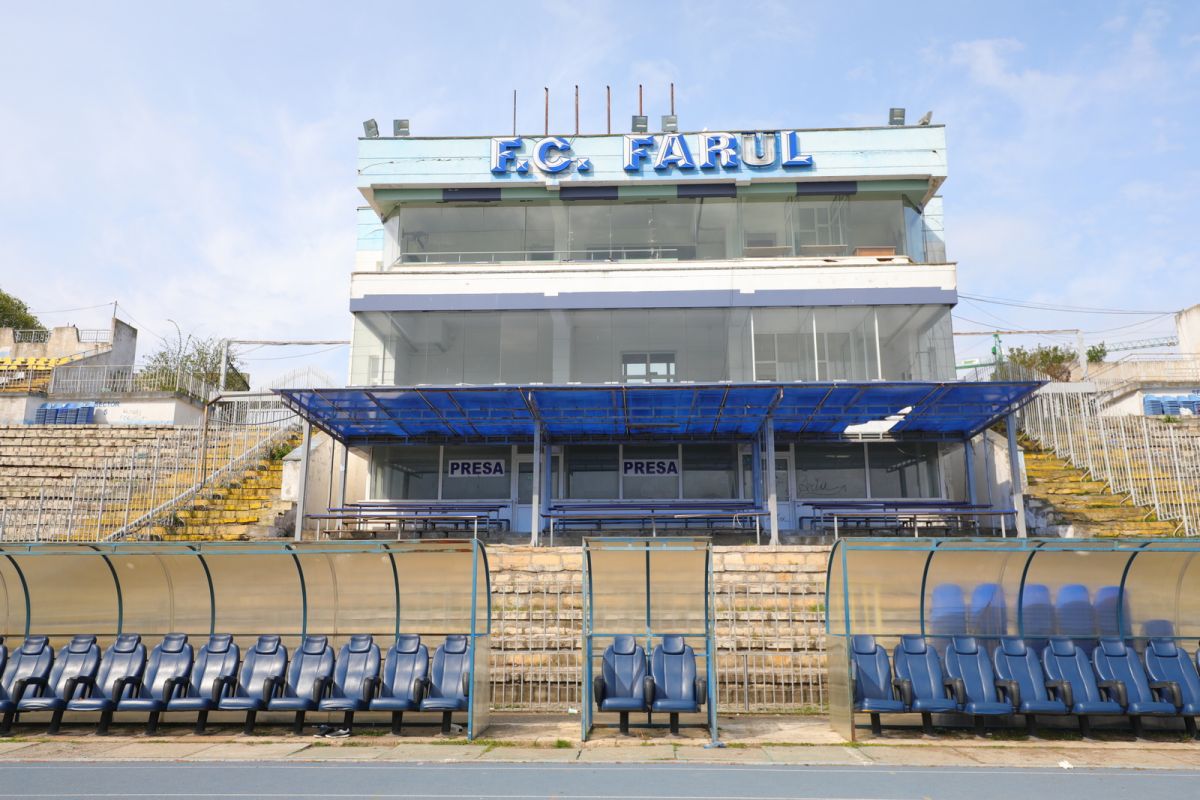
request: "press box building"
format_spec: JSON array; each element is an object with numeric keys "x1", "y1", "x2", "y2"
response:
[{"x1": 279, "y1": 120, "x2": 1036, "y2": 541}]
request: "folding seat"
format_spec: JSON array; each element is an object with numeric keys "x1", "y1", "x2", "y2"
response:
[
  {"x1": 0, "y1": 636, "x2": 54, "y2": 734},
  {"x1": 944, "y1": 636, "x2": 1015, "y2": 733},
  {"x1": 420, "y1": 634, "x2": 471, "y2": 734},
  {"x1": 1093, "y1": 587, "x2": 1129, "y2": 639},
  {"x1": 17, "y1": 635, "x2": 100, "y2": 733},
  {"x1": 217, "y1": 635, "x2": 288, "y2": 734},
  {"x1": 967, "y1": 584, "x2": 1007, "y2": 644},
  {"x1": 370, "y1": 634, "x2": 428, "y2": 735},
  {"x1": 317, "y1": 634, "x2": 381, "y2": 735},
  {"x1": 892, "y1": 635, "x2": 961, "y2": 734},
  {"x1": 1019, "y1": 584, "x2": 1054, "y2": 654},
  {"x1": 592, "y1": 635, "x2": 650, "y2": 734},
  {"x1": 1143, "y1": 638, "x2": 1200, "y2": 738},
  {"x1": 1041, "y1": 637, "x2": 1124, "y2": 736},
  {"x1": 1055, "y1": 585, "x2": 1097, "y2": 655},
  {"x1": 649, "y1": 635, "x2": 705, "y2": 735},
  {"x1": 1092, "y1": 637, "x2": 1177, "y2": 737},
  {"x1": 167, "y1": 634, "x2": 240, "y2": 734},
  {"x1": 267, "y1": 635, "x2": 334, "y2": 734},
  {"x1": 991, "y1": 637, "x2": 1069, "y2": 733},
  {"x1": 849, "y1": 635, "x2": 907, "y2": 735},
  {"x1": 65, "y1": 633, "x2": 147, "y2": 734},
  {"x1": 118, "y1": 633, "x2": 195, "y2": 734}
]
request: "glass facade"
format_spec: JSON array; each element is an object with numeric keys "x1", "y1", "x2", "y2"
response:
[
  {"x1": 390, "y1": 194, "x2": 928, "y2": 265},
  {"x1": 351, "y1": 304, "x2": 953, "y2": 386}
]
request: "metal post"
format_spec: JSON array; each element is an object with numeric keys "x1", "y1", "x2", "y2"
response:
[
  {"x1": 765, "y1": 418, "x2": 779, "y2": 546},
  {"x1": 34, "y1": 487, "x2": 44, "y2": 542},
  {"x1": 337, "y1": 443, "x2": 349, "y2": 508},
  {"x1": 122, "y1": 452, "x2": 135, "y2": 532},
  {"x1": 964, "y1": 437, "x2": 977, "y2": 505},
  {"x1": 67, "y1": 476, "x2": 78, "y2": 540},
  {"x1": 751, "y1": 437, "x2": 763, "y2": 509},
  {"x1": 96, "y1": 463, "x2": 109, "y2": 539},
  {"x1": 531, "y1": 426, "x2": 542, "y2": 547},
  {"x1": 218, "y1": 339, "x2": 230, "y2": 392},
  {"x1": 1006, "y1": 414, "x2": 1027, "y2": 538},
  {"x1": 295, "y1": 421, "x2": 312, "y2": 542},
  {"x1": 1141, "y1": 417, "x2": 1161, "y2": 521},
  {"x1": 1169, "y1": 427, "x2": 1189, "y2": 534}
]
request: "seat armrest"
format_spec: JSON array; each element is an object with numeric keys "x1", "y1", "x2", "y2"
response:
[
  {"x1": 643, "y1": 676, "x2": 656, "y2": 706},
  {"x1": 1045, "y1": 680, "x2": 1073, "y2": 710},
  {"x1": 310, "y1": 676, "x2": 330, "y2": 704},
  {"x1": 410, "y1": 676, "x2": 426, "y2": 705},
  {"x1": 695, "y1": 677, "x2": 707, "y2": 707},
  {"x1": 592, "y1": 676, "x2": 606, "y2": 705},
  {"x1": 994, "y1": 679, "x2": 1021, "y2": 710},
  {"x1": 1097, "y1": 679, "x2": 1127, "y2": 708},
  {"x1": 461, "y1": 671, "x2": 470, "y2": 698},
  {"x1": 261, "y1": 675, "x2": 283, "y2": 705},
  {"x1": 892, "y1": 677, "x2": 913, "y2": 709},
  {"x1": 161, "y1": 676, "x2": 185, "y2": 701},
  {"x1": 110, "y1": 676, "x2": 135, "y2": 702},
  {"x1": 943, "y1": 676, "x2": 966, "y2": 706},
  {"x1": 1149, "y1": 680, "x2": 1183, "y2": 709},
  {"x1": 66, "y1": 675, "x2": 96, "y2": 700},
  {"x1": 211, "y1": 675, "x2": 235, "y2": 703},
  {"x1": 361, "y1": 676, "x2": 379, "y2": 703}
]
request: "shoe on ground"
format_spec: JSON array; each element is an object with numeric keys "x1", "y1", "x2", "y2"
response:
[{"x1": 326, "y1": 728, "x2": 351, "y2": 739}]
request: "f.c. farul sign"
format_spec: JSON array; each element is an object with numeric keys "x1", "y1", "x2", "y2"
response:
[{"x1": 490, "y1": 131, "x2": 813, "y2": 176}]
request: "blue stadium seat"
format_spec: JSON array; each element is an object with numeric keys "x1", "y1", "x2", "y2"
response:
[
  {"x1": 1055, "y1": 585, "x2": 1097, "y2": 653},
  {"x1": 267, "y1": 635, "x2": 333, "y2": 734},
  {"x1": 893, "y1": 634, "x2": 961, "y2": 734},
  {"x1": 118, "y1": 633, "x2": 194, "y2": 734},
  {"x1": 65, "y1": 633, "x2": 146, "y2": 734},
  {"x1": 18, "y1": 635, "x2": 100, "y2": 733},
  {"x1": 593, "y1": 635, "x2": 650, "y2": 734},
  {"x1": 1041, "y1": 637, "x2": 1124, "y2": 736},
  {"x1": 850, "y1": 635, "x2": 906, "y2": 735},
  {"x1": 0, "y1": 638, "x2": 7, "y2": 685},
  {"x1": 1093, "y1": 587, "x2": 1129, "y2": 639},
  {"x1": 1092, "y1": 637, "x2": 1177, "y2": 736},
  {"x1": 992, "y1": 637, "x2": 1069, "y2": 733},
  {"x1": 318, "y1": 634, "x2": 381, "y2": 735},
  {"x1": 1143, "y1": 638, "x2": 1200, "y2": 738},
  {"x1": 218, "y1": 635, "x2": 288, "y2": 734},
  {"x1": 944, "y1": 636, "x2": 1014, "y2": 733},
  {"x1": 421, "y1": 635, "x2": 471, "y2": 734},
  {"x1": 167, "y1": 633, "x2": 240, "y2": 734},
  {"x1": 1143, "y1": 620, "x2": 1175, "y2": 639},
  {"x1": 929, "y1": 584, "x2": 966, "y2": 644},
  {"x1": 0, "y1": 636, "x2": 54, "y2": 734},
  {"x1": 1019, "y1": 583, "x2": 1054, "y2": 654},
  {"x1": 650, "y1": 635, "x2": 705, "y2": 734},
  {"x1": 968, "y1": 584, "x2": 1007, "y2": 643},
  {"x1": 371, "y1": 635, "x2": 428, "y2": 735}
]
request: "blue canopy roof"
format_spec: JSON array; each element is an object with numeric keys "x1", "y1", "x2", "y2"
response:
[{"x1": 274, "y1": 381, "x2": 1040, "y2": 447}]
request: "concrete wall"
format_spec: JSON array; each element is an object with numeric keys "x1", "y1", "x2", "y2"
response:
[
  {"x1": 0, "y1": 395, "x2": 41, "y2": 424},
  {"x1": 1176, "y1": 304, "x2": 1200, "y2": 356},
  {"x1": 89, "y1": 396, "x2": 203, "y2": 425},
  {"x1": 0, "y1": 320, "x2": 136, "y2": 362},
  {"x1": 943, "y1": 429, "x2": 1024, "y2": 535},
  {"x1": 282, "y1": 432, "x2": 369, "y2": 527}
]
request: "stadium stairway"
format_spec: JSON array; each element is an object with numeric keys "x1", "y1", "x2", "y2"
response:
[{"x1": 1021, "y1": 438, "x2": 1177, "y2": 537}]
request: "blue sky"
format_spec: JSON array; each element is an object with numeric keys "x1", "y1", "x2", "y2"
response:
[{"x1": 1, "y1": 1, "x2": 1198, "y2": 378}]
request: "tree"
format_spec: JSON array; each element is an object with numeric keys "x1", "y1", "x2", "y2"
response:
[
  {"x1": 141, "y1": 336, "x2": 250, "y2": 392},
  {"x1": 0, "y1": 289, "x2": 44, "y2": 330},
  {"x1": 1086, "y1": 343, "x2": 1108, "y2": 364},
  {"x1": 1005, "y1": 344, "x2": 1078, "y2": 381}
]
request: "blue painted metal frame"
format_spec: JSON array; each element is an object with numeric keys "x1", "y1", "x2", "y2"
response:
[
  {"x1": 275, "y1": 381, "x2": 1041, "y2": 448},
  {"x1": 580, "y1": 537, "x2": 719, "y2": 744}
]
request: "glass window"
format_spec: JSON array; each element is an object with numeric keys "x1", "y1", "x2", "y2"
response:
[
  {"x1": 623, "y1": 445, "x2": 679, "y2": 499},
  {"x1": 868, "y1": 443, "x2": 940, "y2": 498},
  {"x1": 566, "y1": 445, "x2": 619, "y2": 499},
  {"x1": 517, "y1": 461, "x2": 533, "y2": 505},
  {"x1": 794, "y1": 444, "x2": 867, "y2": 498},
  {"x1": 441, "y1": 446, "x2": 511, "y2": 499},
  {"x1": 847, "y1": 198, "x2": 905, "y2": 257},
  {"x1": 622, "y1": 352, "x2": 676, "y2": 383},
  {"x1": 793, "y1": 196, "x2": 849, "y2": 256},
  {"x1": 904, "y1": 199, "x2": 927, "y2": 263},
  {"x1": 815, "y1": 307, "x2": 878, "y2": 381},
  {"x1": 682, "y1": 444, "x2": 737, "y2": 499},
  {"x1": 753, "y1": 308, "x2": 816, "y2": 381},
  {"x1": 372, "y1": 445, "x2": 440, "y2": 499},
  {"x1": 876, "y1": 305, "x2": 954, "y2": 381},
  {"x1": 741, "y1": 196, "x2": 794, "y2": 257}
]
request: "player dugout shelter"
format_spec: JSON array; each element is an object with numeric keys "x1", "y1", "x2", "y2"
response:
[
  {"x1": 825, "y1": 538, "x2": 1200, "y2": 740},
  {"x1": 0, "y1": 539, "x2": 493, "y2": 738}
]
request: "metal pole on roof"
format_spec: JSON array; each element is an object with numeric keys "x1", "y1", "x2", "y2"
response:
[
  {"x1": 531, "y1": 425, "x2": 542, "y2": 547},
  {"x1": 1006, "y1": 414, "x2": 1027, "y2": 538},
  {"x1": 296, "y1": 421, "x2": 312, "y2": 541},
  {"x1": 765, "y1": 418, "x2": 779, "y2": 546}
]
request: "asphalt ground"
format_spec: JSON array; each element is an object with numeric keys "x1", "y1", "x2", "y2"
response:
[{"x1": 0, "y1": 761, "x2": 1197, "y2": 799}]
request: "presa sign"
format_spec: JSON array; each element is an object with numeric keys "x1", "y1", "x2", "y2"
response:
[
  {"x1": 446, "y1": 459, "x2": 506, "y2": 478},
  {"x1": 622, "y1": 459, "x2": 679, "y2": 476}
]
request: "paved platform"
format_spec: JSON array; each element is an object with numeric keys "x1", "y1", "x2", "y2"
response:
[{"x1": 0, "y1": 713, "x2": 1197, "y2": 770}]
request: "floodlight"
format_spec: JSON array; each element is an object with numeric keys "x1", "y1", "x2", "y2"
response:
[
  {"x1": 393, "y1": 119, "x2": 410, "y2": 136},
  {"x1": 661, "y1": 114, "x2": 678, "y2": 133},
  {"x1": 363, "y1": 119, "x2": 380, "y2": 138},
  {"x1": 631, "y1": 115, "x2": 648, "y2": 133},
  {"x1": 888, "y1": 108, "x2": 905, "y2": 126}
]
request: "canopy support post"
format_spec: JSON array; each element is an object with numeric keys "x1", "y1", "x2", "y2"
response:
[
  {"x1": 964, "y1": 435, "x2": 977, "y2": 504},
  {"x1": 531, "y1": 425, "x2": 542, "y2": 546},
  {"x1": 765, "y1": 418, "x2": 779, "y2": 546},
  {"x1": 296, "y1": 421, "x2": 312, "y2": 541},
  {"x1": 1006, "y1": 414, "x2": 1028, "y2": 537},
  {"x1": 337, "y1": 442, "x2": 349, "y2": 509}
]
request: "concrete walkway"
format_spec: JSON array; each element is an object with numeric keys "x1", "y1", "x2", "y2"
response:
[{"x1": 1, "y1": 713, "x2": 1198, "y2": 769}]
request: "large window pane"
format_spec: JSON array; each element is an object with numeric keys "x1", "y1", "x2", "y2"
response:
[
  {"x1": 795, "y1": 444, "x2": 867, "y2": 498},
  {"x1": 753, "y1": 308, "x2": 816, "y2": 381},
  {"x1": 683, "y1": 444, "x2": 737, "y2": 499},
  {"x1": 876, "y1": 305, "x2": 954, "y2": 381},
  {"x1": 868, "y1": 443, "x2": 940, "y2": 498},
  {"x1": 741, "y1": 196, "x2": 793, "y2": 257},
  {"x1": 815, "y1": 307, "x2": 878, "y2": 381},
  {"x1": 441, "y1": 446, "x2": 510, "y2": 499},
  {"x1": 400, "y1": 205, "x2": 525, "y2": 263},
  {"x1": 566, "y1": 445, "x2": 619, "y2": 499},
  {"x1": 373, "y1": 445, "x2": 439, "y2": 499},
  {"x1": 622, "y1": 445, "x2": 679, "y2": 499}
]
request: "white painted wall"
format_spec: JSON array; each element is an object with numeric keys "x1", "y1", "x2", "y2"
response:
[
  {"x1": 0, "y1": 395, "x2": 42, "y2": 424},
  {"x1": 91, "y1": 398, "x2": 202, "y2": 425}
]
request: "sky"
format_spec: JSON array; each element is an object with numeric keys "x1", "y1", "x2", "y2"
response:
[{"x1": 1, "y1": 0, "x2": 1198, "y2": 380}]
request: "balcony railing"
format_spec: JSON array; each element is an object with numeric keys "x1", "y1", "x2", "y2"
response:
[{"x1": 49, "y1": 365, "x2": 216, "y2": 402}]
